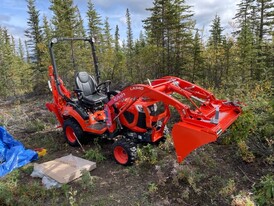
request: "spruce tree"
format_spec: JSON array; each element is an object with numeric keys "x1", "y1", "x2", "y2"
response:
[
  {"x1": 18, "y1": 38, "x2": 24, "y2": 60},
  {"x1": 125, "y1": 8, "x2": 134, "y2": 78},
  {"x1": 103, "y1": 17, "x2": 112, "y2": 49},
  {"x1": 0, "y1": 28, "x2": 32, "y2": 97},
  {"x1": 40, "y1": 15, "x2": 52, "y2": 71},
  {"x1": 75, "y1": 7, "x2": 86, "y2": 37},
  {"x1": 113, "y1": 25, "x2": 126, "y2": 82},
  {"x1": 208, "y1": 15, "x2": 224, "y2": 49},
  {"x1": 207, "y1": 15, "x2": 225, "y2": 87},
  {"x1": 126, "y1": 8, "x2": 133, "y2": 51},
  {"x1": 24, "y1": 40, "x2": 31, "y2": 64},
  {"x1": 143, "y1": 0, "x2": 194, "y2": 77},
  {"x1": 50, "y1": 0, "x2": 78, "y2": 37},
  {"x1": 86, "y1": 1, "x2": 104, "y2": 76},
  {"x1": 233, "y1": 0, "x2": 260, "y2": 81},
  {"x1": 138, "y1": 31, "x2": 146, "y2": 47},
  {"x1": 49, "y1": 0, "x2": 80, "y2": 84},
  {"x1": 25, "y1": 0, "x2": 44, "y2": 92},
  {"x1": 233, "y1": 0, "x2": 255, "y2": 35},
  {"x1": 191, "y1": 30, "x2": 204, "y2": 82},
  {"x1": 255, "y1": 0, "x2": 274, "y2": 80},
  {"x1": 114, "y1": 25, "x2": 120, "y2": 52},
  {"x1": 0, "y1": 28, "x2": 9, "y2": 96},
  {"x1": 256, "y1": 0, "x2": 274, "y2": 42},
  {"x1": 25, "y1": 0, "x2": 43, "y2": 63},
  {"x1": 237, "y1": 22, "x2": 257, "y2": 80},
  {"x1": 87, "y1": 0, "x2": 102, "y2": 41},
  {"x1": 223, "y1": 37, "x2": 234, "y2": 78},
  {"x1": 99, "y1": 17, "x2": 115, "y2": 80}
]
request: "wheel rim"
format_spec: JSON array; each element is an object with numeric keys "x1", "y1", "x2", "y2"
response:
[
  {"x1": 66, "y1": 126, "x2": 76, "y2": 143},
  {"x1": 114, "y1": 146, "x2": 128, "y2": 164}
]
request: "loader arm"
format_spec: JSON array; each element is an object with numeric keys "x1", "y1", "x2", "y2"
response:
[{"x1": 106, "y1": 76, "x2": 242, "y2": 163}]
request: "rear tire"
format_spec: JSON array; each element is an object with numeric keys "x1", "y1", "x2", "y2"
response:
[
  {"x1": 112, "y1": 139, "x2": 137, "y2": 166},
  {"x1": 63, "y1": 118, "x2": 86, "y2": 146}
]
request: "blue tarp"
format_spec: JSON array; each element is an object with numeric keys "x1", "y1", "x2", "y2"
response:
[{"x1": 0, "y1": 126, "x2": 38, "y2": 177}]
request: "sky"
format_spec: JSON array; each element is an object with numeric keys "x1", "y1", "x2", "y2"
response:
[{"x1": 0, "y1": 0, "x2": 240, "y2": 42}]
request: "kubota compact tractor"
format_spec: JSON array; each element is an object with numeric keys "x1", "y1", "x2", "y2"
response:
[{"x1": 46, "y1": 37, "x2": 242, "y2": 165}]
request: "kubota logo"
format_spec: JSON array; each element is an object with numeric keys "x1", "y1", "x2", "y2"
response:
[
  {"x1": 130, "y1": 86, "x2": 144, "y2": 90},
  {"x1": 113, "y1": 92, "x2": 125, "y2": 102}
]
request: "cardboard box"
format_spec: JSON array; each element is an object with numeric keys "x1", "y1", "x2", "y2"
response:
[{"x1": 34, "y1": 154, "x2": 96, "y2": 183}]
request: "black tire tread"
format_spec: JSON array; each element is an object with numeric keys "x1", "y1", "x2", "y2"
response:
[
  {"x1": 63, "y1": 118, "x2": 86, "y2": 146},
  {"x1": 112, "y1": 139, "x2": 137, "y2": 166}
]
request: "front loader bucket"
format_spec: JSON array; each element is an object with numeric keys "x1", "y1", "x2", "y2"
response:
[
  {"x1": 172, "y1": 122, "x2": 218, "y2": 163},
  {"x1": 172, "y1": 106, "x2": 241, "y2": 163}
]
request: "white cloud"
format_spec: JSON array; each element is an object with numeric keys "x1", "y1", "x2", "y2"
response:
[
  {"x1": 0, "y1": 0, "x2": 241, "y2": 41},
  {"x1": 91, "y1": 0, "x2": 153, "y2": 15},
  {"x1": 186, "y1": 0, "x2": 240, "y2": 34}
]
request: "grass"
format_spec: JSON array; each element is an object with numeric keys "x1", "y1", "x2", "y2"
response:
[
  {"x1": 25, "y1": 119, "x2": 45, "y2": 133},
  {"x1": 1, "y1": 171, "x2": 49, "y2": 205},
  {"x1": 136, "y1": 144, "x2": 159, "y2": 165},
  {"x1": 83, "y1": 148, "x2": 106, "y2": 163},
  {"x1": 0, "y1": 169, "x2": 100, "y2": 206}
]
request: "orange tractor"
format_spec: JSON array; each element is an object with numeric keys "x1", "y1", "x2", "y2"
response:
[{"x1": 46, "y1": 37, "x2": 242, "y2": 165}]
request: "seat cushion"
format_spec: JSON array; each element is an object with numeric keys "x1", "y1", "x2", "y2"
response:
[{"x1": 83, "y1": 93, "x2": 108, "y2": 105}]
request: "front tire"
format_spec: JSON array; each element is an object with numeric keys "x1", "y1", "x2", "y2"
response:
[
  {"x1": 112, "y1": 139, "x2": 137, "y2": 166},
  {"x1": 63, "y1": 118, "x2": 86, "y2": 146}
]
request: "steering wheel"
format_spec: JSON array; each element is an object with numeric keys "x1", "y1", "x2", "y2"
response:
[{"x1": 96, "y1": 80, "x2": 111, "y2": 93}]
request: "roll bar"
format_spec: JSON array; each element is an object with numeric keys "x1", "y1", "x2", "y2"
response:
[{"x1": 49, "y1": 37, "x2": 101, "y2": 99}]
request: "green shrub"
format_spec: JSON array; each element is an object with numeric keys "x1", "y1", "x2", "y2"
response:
[
  {"x1": 223, "y1": 108, "x2": 256, "y2": 144},
  {"x1": 237, "y1": 141, "x2": 255, "y2": 163},
  {"x1": 253, "y1": 174, "x2": 274, "y2": 206},
  {"x1": 80, "y1": 170, "x2": 95, "y2": 192},
  {"x1": 137, "y1": 144, "x2": 158, "y2": 165},
  {"x1": 220, "y1": 81, "x2": 273, "y2": 162},
  {"x1": 231, "y1": 191, "x2": 255, "y2": 206},
  {"x1": 172, "y1": 165, "x2": 202, "y2": 194},
  {"x1": 84, "y1": 148, "x2": 105, "y2": 162},
  {"x1": 219, "y1": 179, "x2": 236, "y2": 197}
]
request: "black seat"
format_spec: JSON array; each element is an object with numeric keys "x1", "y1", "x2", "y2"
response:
[{"x1": 75, "y1": 72, "x2": 108, "y2": 107}]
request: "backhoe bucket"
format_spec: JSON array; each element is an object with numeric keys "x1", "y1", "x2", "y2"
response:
[{"x1": 172, "y1": 105, "x2": 241, "y2": 163}]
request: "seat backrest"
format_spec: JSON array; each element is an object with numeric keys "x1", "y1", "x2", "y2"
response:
[{"x1": 75, "y1": 72, "x2": 97, "y2": 96}]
